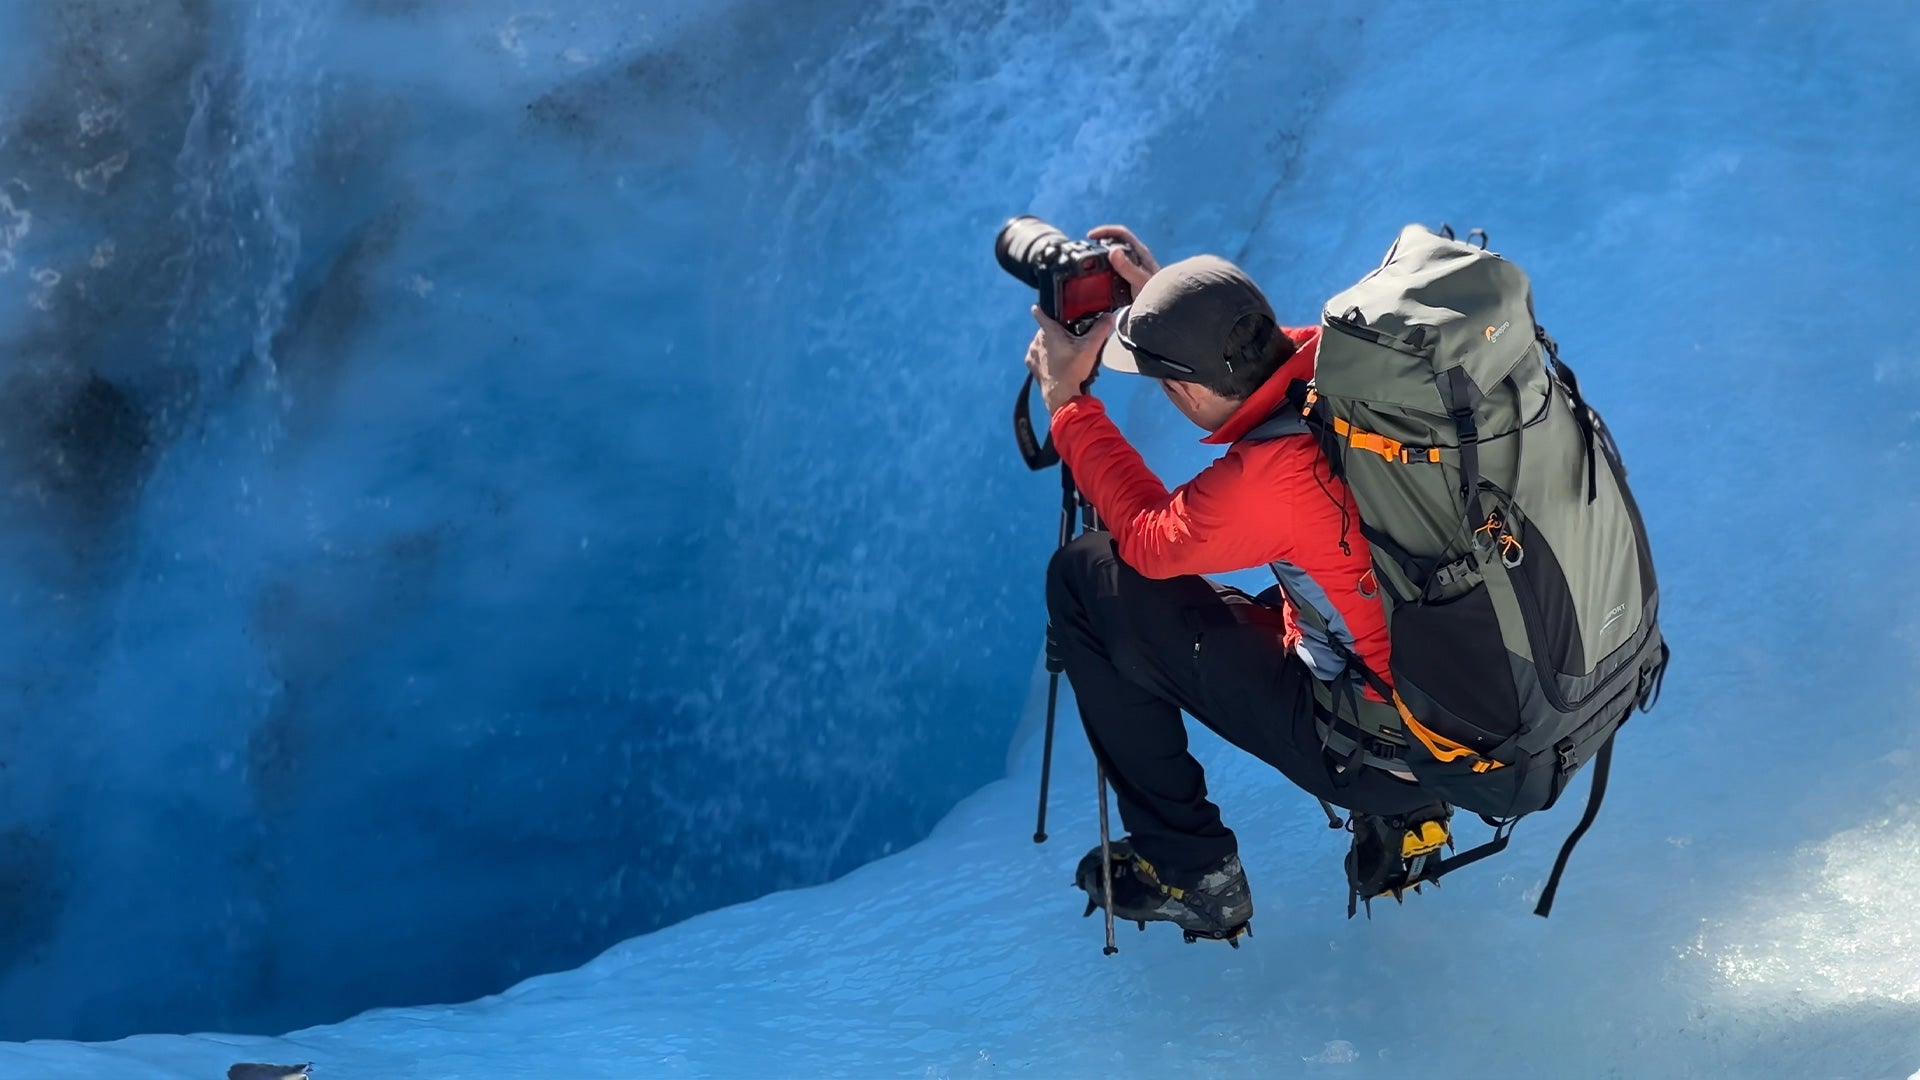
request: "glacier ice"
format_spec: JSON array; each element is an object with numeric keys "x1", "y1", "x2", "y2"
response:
[{"x1": 0, "y1": 0, "x2": 1916, "y2": 1073}]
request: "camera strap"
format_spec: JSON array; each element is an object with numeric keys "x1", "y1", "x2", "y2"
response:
[{"x1": 1013, "y1": 372, "x2": 1061, "y2": 471}]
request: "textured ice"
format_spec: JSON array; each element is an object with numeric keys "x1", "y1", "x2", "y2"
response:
[
  {"x1": 3, "y1": 719, "x2": 1918, "y2": 1077},
  {"x1": 1712, "y1": 813, "x2": 1920, "y2": 1008},
  {"x1": 0, "y1": 0, "x2": 1918, "y2": 1075}
]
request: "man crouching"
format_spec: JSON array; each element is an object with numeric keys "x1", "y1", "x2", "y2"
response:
[{"x1": 1028, "y1": 226, "x2": 1440, "y2": 942}]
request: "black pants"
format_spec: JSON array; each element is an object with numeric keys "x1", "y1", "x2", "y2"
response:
[{"x1": 1045, "y1": 531, "x2": 1436, "y2": 883}]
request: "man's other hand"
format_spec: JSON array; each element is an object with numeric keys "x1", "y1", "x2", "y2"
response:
[
  {"x1": 1088, "y1": 224, "x2": 1161, "y2": 292},
  {"x1": 1026, "y1": 306, "x2": 1114, "y2": 414}
]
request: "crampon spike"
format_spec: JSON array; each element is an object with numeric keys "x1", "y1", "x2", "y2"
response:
[{"x1": 1180, "y1": 922, "x2": 1251, "y2": 947}]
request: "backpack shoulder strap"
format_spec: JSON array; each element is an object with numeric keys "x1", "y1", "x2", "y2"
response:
[{"x1": 1243, "y1": 412, "x2": 1308, "y2": 441}]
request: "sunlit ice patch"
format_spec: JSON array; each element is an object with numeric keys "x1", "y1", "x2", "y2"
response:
[{"x1": 1702, "y1": 808, "x2": 1920, "y2": 1007}]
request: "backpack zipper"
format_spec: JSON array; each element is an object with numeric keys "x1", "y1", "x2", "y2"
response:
[{"x1": 1324, "y1": 313, "x2": 1433, "y2": 358}]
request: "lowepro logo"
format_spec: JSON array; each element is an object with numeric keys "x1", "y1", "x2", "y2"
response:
[{"x1": 1484, "y1": 321, "x2": 1511, "y2": 344}]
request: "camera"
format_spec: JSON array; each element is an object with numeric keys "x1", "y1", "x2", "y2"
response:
[{"x1": 995, "y1": 216, "x2": 1132, "y2": 335}]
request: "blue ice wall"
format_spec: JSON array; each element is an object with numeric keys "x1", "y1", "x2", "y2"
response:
[
  {"x1": 0, "y1": 0, "x2": 1146, "y2": 1040},
  {"x1": 1, "y1": 0, "x2": 1916, "y2": 1051}
]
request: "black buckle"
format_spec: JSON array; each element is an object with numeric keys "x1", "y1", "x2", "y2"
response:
[
  {"x1": 1320, "y1": 712, "x2": 1406, "y2": 765},
  {"x1": 1364, "y1": 735, "x2": 1404, "y2": 762},
  {"x1": 1432, "y1": 555, "x2": 1474, "y2": 589},
  {"x1": 1554, "y1": 738, "x2": 1577, "y2": 774}
]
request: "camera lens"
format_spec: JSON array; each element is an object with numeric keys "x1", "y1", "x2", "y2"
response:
[{"x1": 994, "y1": 215, "x2": 1069, "y2": 289}]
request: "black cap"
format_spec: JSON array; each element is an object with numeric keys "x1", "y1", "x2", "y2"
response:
[{"x1": 1098, "y1": 254, "x2": 1275, "y2": 381}]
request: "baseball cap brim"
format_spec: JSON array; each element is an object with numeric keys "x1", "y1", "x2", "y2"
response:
[{"x1": 1098, "y1": 305, "x2": 1144, "y2": 374}]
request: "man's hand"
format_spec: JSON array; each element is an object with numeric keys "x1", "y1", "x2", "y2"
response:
[
  {"x1": 1088, "y1": 223, "x2": 1161, "y2": 293},
  {"x1": 1026, "y1": 306, "x2": 1114, "y2": 414}
]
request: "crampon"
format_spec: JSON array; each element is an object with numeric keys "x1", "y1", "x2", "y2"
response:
[{"x1": 1345, "y1": 805, "x2": 1454, "y2": 918}]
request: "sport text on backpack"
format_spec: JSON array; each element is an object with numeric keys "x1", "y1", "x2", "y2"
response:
[{"x1": 1254, "y1": 224, "x2": 1670, "y2": 917}]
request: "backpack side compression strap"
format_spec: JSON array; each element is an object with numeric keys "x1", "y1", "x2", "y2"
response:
[
  {"x1": 1531, "y1": 735, "x2": 1615, "y2": 917},
  {"x1": 1438, "y1": 367, "x2": 1484, "y2": 542}
]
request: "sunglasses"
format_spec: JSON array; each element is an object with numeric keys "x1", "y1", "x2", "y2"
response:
[{"x1": 1114, "y1": 305, "x2": 1203, "y2": 377}]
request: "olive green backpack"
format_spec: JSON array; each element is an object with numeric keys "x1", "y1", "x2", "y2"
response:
[{"x1": 1257, "y1": 224, "x2": 1670, "y2": 916}]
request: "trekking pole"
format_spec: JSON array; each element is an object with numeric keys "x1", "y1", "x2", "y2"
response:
[
  {"x1": 1097, "y1": 763, "x2": 1119, "y2": 955},
  {"x1": 1034, "y1": 632, "x2": 1062, "y2": 844},
  {"x1": 1034, "y1": 465, "x2": 1082, "y2": 845}
]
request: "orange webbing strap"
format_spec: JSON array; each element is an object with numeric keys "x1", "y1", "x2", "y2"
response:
[
  {"x1": 1328, "y1": 416, "x2": 1443, "y2": 465},
  {"x1": 1331, "y1": 416, "x2": 1400, "y2": 460},
  {"x1": 1389, "y1": 691, "x2": 1504, "y2": 773}
]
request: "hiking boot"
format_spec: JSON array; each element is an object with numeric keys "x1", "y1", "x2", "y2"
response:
[{"x1": 1074, "y1": 839, "x2": 1252, "y2": 940}]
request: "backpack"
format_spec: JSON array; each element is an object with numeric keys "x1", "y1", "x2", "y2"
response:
[{"x1": 1254, "y1": 224, "x2": 1671, "y2": 916}]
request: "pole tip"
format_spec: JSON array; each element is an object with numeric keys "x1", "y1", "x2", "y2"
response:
[{"x1": 1033, "y1": 831, "x2": 1047, "y2": 844}]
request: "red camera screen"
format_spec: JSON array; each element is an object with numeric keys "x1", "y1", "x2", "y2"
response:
[{"x1": 1061, "y1": 270, "x2": 1118, "y2": 325}]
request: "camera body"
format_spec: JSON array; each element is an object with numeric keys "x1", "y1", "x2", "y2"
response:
[{"x1": 995, "y1": 216, "x2": 1132, "y2": 335}]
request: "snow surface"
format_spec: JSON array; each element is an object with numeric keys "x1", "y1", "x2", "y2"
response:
[
  {"x1": 2, "y1": 0, "x2": 1919, "y2": 1075},
  {"x1": 6, "y1": 722, "x2": 1920, "y2": 1077}
]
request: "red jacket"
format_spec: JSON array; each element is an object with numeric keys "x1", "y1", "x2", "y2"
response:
[{"x1": 1049, "y1": 327, "x2": 1392, "y2": 692}]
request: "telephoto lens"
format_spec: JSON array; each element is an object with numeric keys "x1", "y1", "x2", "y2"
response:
[{"x1": 995, "y1": 215, "x2": 1069, "y2": 288}]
